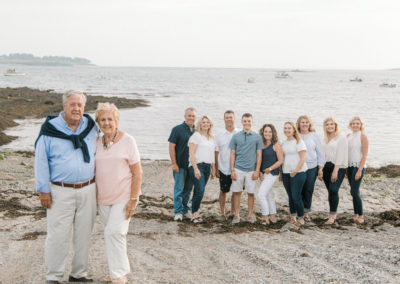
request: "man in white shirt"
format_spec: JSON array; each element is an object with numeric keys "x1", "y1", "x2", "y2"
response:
[{"x1": 214, "y1": 110, "x2": 239, "y2": 221}]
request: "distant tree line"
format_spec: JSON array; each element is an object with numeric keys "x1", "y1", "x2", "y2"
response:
[{"x1": 0, "y1": 53, "x2": 92, "y2": 65}]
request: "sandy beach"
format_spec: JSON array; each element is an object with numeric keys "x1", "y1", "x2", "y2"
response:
[{"x1": 1, "y1": 152, "x2": 399, "y2": 283}]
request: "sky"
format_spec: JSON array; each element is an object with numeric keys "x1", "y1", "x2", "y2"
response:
[{"x1": 0, "y1": 0, "x2": 399, "y2": 69}]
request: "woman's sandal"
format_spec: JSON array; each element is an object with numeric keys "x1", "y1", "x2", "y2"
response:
[
  {"x1": 356, "y1": 217, "x2": 364, "y2": 224},
  {"x1": 262, "y1": 219, "x2": 270, "y2": 226},
  {"x1": 112, "y1": 276, "x2": 127, "y2": 284},
  {"x1": 101, "y1": 276, "x2": 112, "y2": 283},
  {"x1": 324, "y1": 218, "x2": 335, "y2": 225},
  {"x1": 191, "y1": 216, "x2": 203, "y2": 223},
  {"x1": 296, "y1": 219, "x2": 305, "y2": 226}
]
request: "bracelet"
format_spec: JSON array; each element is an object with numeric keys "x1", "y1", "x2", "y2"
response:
[
  {"x1": 269, "y1": 167, "x2": 273, "y2": 172},
  {"x1": 130, "y1": 197, "x2": 139, "y2": 201}
]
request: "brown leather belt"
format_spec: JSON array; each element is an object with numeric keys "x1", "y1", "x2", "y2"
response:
[{"x1": 51, "y1": 177, "x2": 95, "y2": 189}]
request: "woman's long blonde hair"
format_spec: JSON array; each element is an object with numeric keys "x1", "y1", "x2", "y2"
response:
[
  {"x1": 323, "y1": 117, "x2": 340, "y2": 142},
  {"x1": 284, "y1": 121, "x2": 301, "y2": 144},
  {"x1": 296, "y1": 115, "x2": 315, "y2": 132},
  {"x1": 196, "y1": 115, "x2": 214, "y2": 138},
  {"x1": 348, "y1": 116, "x2": 365, "y2": 133}
]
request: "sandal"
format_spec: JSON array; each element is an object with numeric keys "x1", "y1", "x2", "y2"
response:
[
  {"x1": 112, "y1": 276, "x2": 127, "y2": 284},
  {"x1": 297, "y1": 219, "x2": 305, "y2": 226},
  {"x1": 324, "y1": 218, "x2": 335, "y2": 225},
  {"x1": 191, "y1": 216, "x2": 203, "y2": 223},
  {"x1": 261, "y1": 219, "x2": 270, "y2": 226},
  {"x1": 101, "y1": 276, "x2": 112, "y2": 283},
  {"x1": 304, "y1": 216, "x2": 312, "y2": 222},
  {"x1": 269, "y1": 216, "x2": 277, "y2": 224},
  {"x1": 288, "y1": 219, "x2": 297, "y2": 225},
  {"x1": 356, "y1": 216, "x2": 364, "y2": 224}
]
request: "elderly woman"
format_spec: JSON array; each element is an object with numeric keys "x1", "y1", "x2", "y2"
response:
[
  {"x1": 95, "y1": 103, "x2": 143, "y2": 284},
  {"x1": 296, "y1": 115, "x2": 325, "y2": 222},
  {"x1": 188, "y1": 115, "x2": 216, "y2": 223}
]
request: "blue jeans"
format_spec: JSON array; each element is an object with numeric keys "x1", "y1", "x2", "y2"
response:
[
  {"x1": 322, "y1": 162, "x2": 346, "y2": 214},
  {"x1": 188, "y1": 163, "x2": 211, "y2": 214},
  {"x1": 173, "y1": 168, "x2": 193, "y2": 215},
  {"x1": 301, "y1": 167, "x2": 318, "y2": 213},
  {"x1": 347, "y1": 166, "x2": 365, "y2": 216},
  {"x1": 282, "y1": 172, "x2": 307, "y2": 219}
]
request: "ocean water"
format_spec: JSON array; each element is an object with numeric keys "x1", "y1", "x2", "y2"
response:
[{"x1": 1, "y1": 65, "x2": 399, "y2": 166}]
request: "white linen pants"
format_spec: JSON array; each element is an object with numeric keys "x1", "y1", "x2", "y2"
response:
[
  {"x1": 98, "y1": 201, "x2": 131, "y2": 279},
  {"x1": 257, "y1": 174, "x2": 278, "y2": 216},
  {"x1": 45, "y1": 183, "x2": 96, "y2": 281}
]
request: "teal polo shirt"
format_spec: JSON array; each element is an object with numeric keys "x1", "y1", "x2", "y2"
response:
[{"x1": 229, "y1": 130, "x2": 263, "y2": 172}]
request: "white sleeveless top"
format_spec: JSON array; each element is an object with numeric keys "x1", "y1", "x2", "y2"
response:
[
  {"x1": 323, "y1": 133, "x2": 348, "y2": 169},
  {"x1": 348, "y1": 131, "x2": 365, "y2": 168}
]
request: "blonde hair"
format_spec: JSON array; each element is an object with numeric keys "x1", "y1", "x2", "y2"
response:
[
  {"x1": 348, "y1": 116, "x2": 365, "y2": 133},
  {"x1": 196, "y1": 115, "x2": 214, "y2": 138},
  {"x1": 95, "y1": 103, "x2": 120, "y2": 126},
  {"x1": 296, "y1": 115, "x2": 315, "y2": 132},
  {"x1": 284, "y1": 121, "x2": 301, "y2": 144},
  {"x1": 323, "y1": 117, "x2": 340, "y2": 142}
]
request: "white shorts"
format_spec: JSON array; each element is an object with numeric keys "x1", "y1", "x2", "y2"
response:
[{"x1": 231, "y1": 168, "x2": 257, "y2": 194}]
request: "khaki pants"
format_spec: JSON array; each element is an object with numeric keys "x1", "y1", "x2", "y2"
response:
[{"x1": 45, "y1": 183, "x2": 96, "y2": 281}]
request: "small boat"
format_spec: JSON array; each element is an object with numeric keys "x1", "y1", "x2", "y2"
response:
[
  {"x1": 247, "y1": 77, "x2": 255, "y2": 83},
  {"x1": 350, "y1": 77, "x2": 362, "y2": 82},
  {"x1": 4, "y1": 69, "x2": 25, "y2": 76},
  {"x1": 379, "y1": 82, "x2": 396, "y2": 88},
  {"x1": 275, "y1": 71, "x2": 291, "y2": 79}
]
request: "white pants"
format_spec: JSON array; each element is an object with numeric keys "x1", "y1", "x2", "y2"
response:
[
  {"x1": 257, "y1": 174, "x2": 278, "y2": 216},
  {"x1": 98, "y1": 201, "x2": 132, "y2": 279},
  {"x1": 45, "y1": 183, "x2": 96, "y2": 281},
  {"x1": 231, "y1": 168, "x2": 257, "y2": 194}
]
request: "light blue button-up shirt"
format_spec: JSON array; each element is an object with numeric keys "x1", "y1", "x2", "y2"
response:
[{"x1": 35, "y1": 112, "x2": 98, "y2": 193}]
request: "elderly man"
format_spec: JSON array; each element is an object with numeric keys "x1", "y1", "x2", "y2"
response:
[
  {"x1": 35, "y1": 90, "x2": 97, "y2": 283},
  {"x1": 168, "y1": 107, "x2": 196, "y2": 221}
]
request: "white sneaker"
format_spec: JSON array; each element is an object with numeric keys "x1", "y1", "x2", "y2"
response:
[
  {"x1": 183, "y1": 212, "x2": 192, "y2": 219},
  {"x1": 174, "y1": 214, "x2": 183, "y2": 221}
]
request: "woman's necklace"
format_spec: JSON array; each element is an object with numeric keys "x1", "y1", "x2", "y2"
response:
[{"x1": 103, "y1": 128, "x2": 118, "y2": 150}]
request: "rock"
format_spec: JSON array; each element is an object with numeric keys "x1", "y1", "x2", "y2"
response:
[
  {"x1": 20, "y1": 161, "x2": 28, "y2": 166},
  {"x1": 26, "y1": 178, "x2": 35, "y2": 185},
  {"x1": 4, "y1": 175, "x2": 16, "y2": 181},
  {"x1": 300, "y1": 252, "x2": 311, "y2": 257}
]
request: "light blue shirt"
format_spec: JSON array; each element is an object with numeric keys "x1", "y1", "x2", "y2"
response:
[
  {"x1": 300, "y1": 132, "x2": 326, "y2": 169},
  {"x1": 229, "y1": 130, "x2": 263, "y2": 172},
  {"x1": 34, "y1": 112, "x2": 98, "y2": 193}
]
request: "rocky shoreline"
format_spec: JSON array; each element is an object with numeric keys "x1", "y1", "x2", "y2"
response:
[
  {"x1": 0, "y1": 152, "x2": 399, "y2": 283},
  {"x1": 0, "y1": 87, "x2": 149, "y2": 146}
]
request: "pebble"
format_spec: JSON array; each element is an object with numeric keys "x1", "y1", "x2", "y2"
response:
[{"x1": 4, "y1": 175, "x2": 16, "y2": 181}]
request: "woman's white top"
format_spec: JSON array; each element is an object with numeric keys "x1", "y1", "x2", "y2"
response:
[
  {"x1": 188, "y1": 132, "x2": 215, "y2": 165},
  {"x1": 348, "y1": 131, "x2": 366, "y2": 168},
  {"x1": 281, "y1": 138, "x2": 308, "y2": 174},
  {"x1": 300, "y1": 132, "x2": 326, "y2": 169},
  {"x1": 324, "y1": 133, "x2": 348, "y2": 168}
]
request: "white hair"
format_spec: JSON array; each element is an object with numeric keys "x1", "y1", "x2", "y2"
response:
[{"x1": 62, "y1": 90, "x2": 87, "y2": 105}]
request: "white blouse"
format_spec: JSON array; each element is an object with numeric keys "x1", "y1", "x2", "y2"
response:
[
  {"x1": 348, "y1": 131, "x2": 365, "y2": 168},
  {"x1": 188, "y1": 132, "x2": 215, "y2": 165},
  {"x1": 281, "y1": 139, "x2": 308, "y2": 174},
  {"x1": 324, "y1": 133, "x2": 348, "y2": 168}
]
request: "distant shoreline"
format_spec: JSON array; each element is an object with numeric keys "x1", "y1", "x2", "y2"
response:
[{"x1": 0, "y1": 87, "x2": 149, "y2": 146}]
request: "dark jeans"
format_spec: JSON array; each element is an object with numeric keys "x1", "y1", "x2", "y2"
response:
[
  {"x1": 282, "y1": 172, "x2": 307, "y2": 219},
  {"x1": 301, "y1": 166, "x2": 318, "y2": 213},
  {"x1": 189, "y1": 163, "x2": 211, "y2": 214},
  {"x1": 347, "y1": 166, "x2": 365, "y2": 216},
  {"x1": 322, "y1": 162, "x2": 346, "y2": 214}
]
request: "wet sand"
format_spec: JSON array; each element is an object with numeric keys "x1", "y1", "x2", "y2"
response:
[
  {"x1": 0, "y1": 87, "x2": 148, "y2": 146},
  {"x1": 0, "y1": 152, "x2": 399, "y2": 283}
]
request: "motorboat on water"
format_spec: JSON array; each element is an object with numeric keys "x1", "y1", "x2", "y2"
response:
[
  {"x1": 275, "y1": 71, "x2": 291, "y2": 79},
  {"x1": 350, "y1": 77, "x2": 362, "y2": 82},
  {"x1": 379, "y1": 82, "x2": 396, "y2": 88},
  {"x1": 4, "y1": 69, "x2": 25, "y2": 76}
]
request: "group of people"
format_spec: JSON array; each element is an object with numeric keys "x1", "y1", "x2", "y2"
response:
[
  {"x1": 169, "y1": 108, "x2": 369, "y2": 227},
  {"x1": 35, "y1": 92, "x2": 368, "y2": 283},
  {"x1": 35, "y1": 91, "x2": 142, "y2": 283}
]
